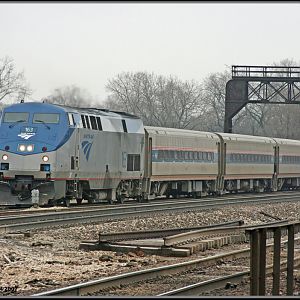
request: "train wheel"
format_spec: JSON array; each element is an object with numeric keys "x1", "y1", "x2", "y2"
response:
[
  {"x1": 107, "y1": 199, "x2": 114, "y2": 205},
  {"x1": 117, "y1": 195, "x2": 125, "y2": 204},
  {"x1": 171, "y1": 191, "x2": 178, "y2": 199},
  {"x1": 136, "y1": 195, "x2": 143, "y2": 203},
  {"x1": 48, "y1": 199, "x2": 56, "y2": 207},
  {"x1": 63, "y1": 199, "x2": 70, "y2": 207},
  {"x1": 87, "y1": 198, "x2": 95, "y2": 204},
  {"x1": 76, "y1": 199, "x2": 83, "y2": 205}
]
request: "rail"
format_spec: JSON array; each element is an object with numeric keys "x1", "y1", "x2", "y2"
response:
[
  {"x1": 163, "y1": 220, "x2": 289, "y2": 247},
  {"x1": 33, "y1": 236, "x2": 300, "y2": 296},
  {"x1": 158, "y1": 256, "x2": 300, "y2": 296},
  {"x1": 0, "y1": 193, "x2": 300, "y2": 234},
  {"x1": 98, "y1": 220, "x2": 244, "y2": 242}
]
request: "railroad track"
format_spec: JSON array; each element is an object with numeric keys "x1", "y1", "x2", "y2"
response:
[
  {"x1": 1, "y1": 192, "x2": 300, "y2": 234},
  {"x1": 33, "y1": 235, "x2": 300, "y2": 296},
  {"x1": 80, "y1": 220, "x2": 292, "y2": 258},
  {"x1": 97, "y1": 219, "x2": 245, "y2": 242},
  {"x1": 0, "y1": 190, "x2": 298, "y2": 217},
  {"x1": 158, "y1": 257, "x2": 300, "y2": 296}
]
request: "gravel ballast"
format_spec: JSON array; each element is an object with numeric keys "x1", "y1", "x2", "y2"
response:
[{"x1": 0, "y1": 201, "x2": 300, "y2": 296}]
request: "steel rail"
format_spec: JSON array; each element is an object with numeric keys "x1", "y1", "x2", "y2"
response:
[
  {"x1": 1, "y1": 190, "x2": 300, "y2": 225},
  {"x1": 0, "y1": 190, "x2": 298, "y2": 219},
  {"x1": 158, "y1": 257, "x2": 300, "y2": 296},
  {"x1": 2, "y1": 192, "x2": 300, "y2": 226},
  {"x1": 163, "y1": 220, "x2": 292, "y2": 247},
  {"x1": 98, "y1": 220, "x2": 289, "y2": 243},
  {"x1": 33, "y1": 236, "x2": 300, "y2": 297},
  {"x1": 98, "y1": 220, "x2": 244, "y2": 242},
  {"x1": 1, "y1": 194, "x2": 300, "y2": 234},
  {"x1": 1, "y1": 190, "x2": 300, "y2": 226}
]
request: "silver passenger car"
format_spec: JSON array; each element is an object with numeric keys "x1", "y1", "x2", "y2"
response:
[{"x1": 142, "y1": 126, "x2": 220, "y2": 198}]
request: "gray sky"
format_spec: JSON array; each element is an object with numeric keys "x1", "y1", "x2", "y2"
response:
[{"x1": 1, "y1": 2, "x2": 299, "y2": 104}]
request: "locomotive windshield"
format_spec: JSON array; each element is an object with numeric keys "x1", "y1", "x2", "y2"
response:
[
  {"x1": 33, "y1": 113, "x2": 60, "y2": 124},
  {"x1": 3, "y1": 112, "x2": 29, "y2": 123}
]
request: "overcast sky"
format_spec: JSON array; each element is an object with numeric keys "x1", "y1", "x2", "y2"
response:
[{"x1": 0, "y1": 2, "x2": 299, "y2": 104}]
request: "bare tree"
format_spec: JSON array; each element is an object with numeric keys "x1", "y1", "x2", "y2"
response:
[
  {"x1": 105, "y1": 59, "x2": 300, "y2": 137},
  {"x1": 0, "y1": 56, "x2": 32, "y2": 103},
  {"x1": 244, "y1": 58, "x2": 300, "y2": 139},
  {"x1": 202, "y1": 59, "x2": 300, "y2": 137},
  {"x1": 104, "y1": 72, "x2": 204, "y2": 129},
  {"x1": 200, "y1": 70, "x2": 231, "y2": 132},
  {"x1": 44, "y1": 85, "x2": 93, "y2": 107}
]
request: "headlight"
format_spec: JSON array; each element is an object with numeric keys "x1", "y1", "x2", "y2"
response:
[
  {"x1": 27, "y1": 145, "x2": 34, "y2": 152},
  {"x1": 19, "y1": 145, "x2": 26, "y2": 152},
  {"x1": 42, "y1": 155, "x2": 49, "y2": 162},
  {"x1": 2, "y1": 155, "x2": 8, "y2": 161}
]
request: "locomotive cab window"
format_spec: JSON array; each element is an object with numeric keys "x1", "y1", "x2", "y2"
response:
[
  {"x1": 3, "y1": 112, "x2": 29, "y2": 123},
  {"x1": 33, "y1": 113, "x2": 60, "y2": 124}
]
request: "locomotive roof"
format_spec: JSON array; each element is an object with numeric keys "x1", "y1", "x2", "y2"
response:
[
  {"x1": 55, "y1": 103, "x2": 141, "y2": 120},
  {"x1": 3, "y1": 101, "x2": 141, "y2": 120},
  {"x1": 2, "y1": 101, "x2": 144, "y2": 134}
]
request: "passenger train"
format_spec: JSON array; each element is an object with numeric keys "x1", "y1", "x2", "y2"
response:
[{"x1": 0, "y1": 101, "x2": 300, "y2": 206}]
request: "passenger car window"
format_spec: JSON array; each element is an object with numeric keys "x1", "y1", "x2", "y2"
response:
[{"x1": 207, "y1": 152, "x2": 212, "y2": 161}]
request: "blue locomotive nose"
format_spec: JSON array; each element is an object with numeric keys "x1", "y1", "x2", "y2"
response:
[{"x1": 0, "y1": 102, "x2": 71, "y2": 154}]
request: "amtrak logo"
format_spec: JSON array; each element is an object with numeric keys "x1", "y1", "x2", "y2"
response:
[
  {"x1": 17, "y1": 132, "x2": 36, "y2": 140},
  {"x1": 81, "y1": 141, "x2": 93, "y2": 160}
]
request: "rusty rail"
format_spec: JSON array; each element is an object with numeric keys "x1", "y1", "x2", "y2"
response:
[
  {"x1": 163, "y1": 220, "x2": 289, "y2": 247},
  {"x1": 98, "y1": 220, "x2": 244, "y2": 242}
]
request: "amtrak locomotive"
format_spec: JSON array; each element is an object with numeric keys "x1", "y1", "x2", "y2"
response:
[{"x1": 1, "y1": 101, "x2": 300, "y2": 206}]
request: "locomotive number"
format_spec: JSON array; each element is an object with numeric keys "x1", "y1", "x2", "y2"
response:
[
  {"x1": 83, "y1": 134, "x2": 94, "y2": 139},
  {"x1": 24, "y1": 127, "x2": 34, "y2": 133}
]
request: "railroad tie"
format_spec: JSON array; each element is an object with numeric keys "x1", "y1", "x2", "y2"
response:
[{"x1": 171, "y1": 232, "x2": 249, "y2": 256}]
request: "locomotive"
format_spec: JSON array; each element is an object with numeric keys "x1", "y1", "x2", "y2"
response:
[{"x1": 0, "y1": 101, "x2": 300, "y2": 206}]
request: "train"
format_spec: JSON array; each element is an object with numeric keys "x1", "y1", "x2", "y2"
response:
[{"x1": 0, "y1": 101, "x2": 300, "y2": 207}]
